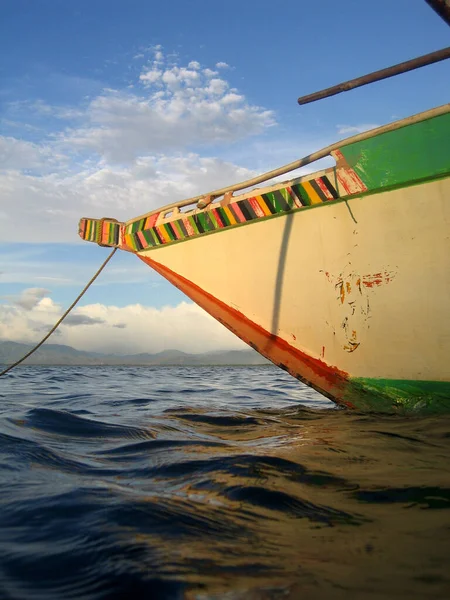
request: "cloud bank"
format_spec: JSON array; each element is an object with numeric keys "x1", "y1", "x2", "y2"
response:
[
  {"x1": 0, "y1": 49, "x2": 274, "y2": 244},
  {"x1": 0, "y1": 288, "x2": 246, "y2": 354}
]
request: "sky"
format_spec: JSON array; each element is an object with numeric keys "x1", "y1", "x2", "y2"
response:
[{"x1": 0, "y1": 0, "x2": 449, "y2": 354}]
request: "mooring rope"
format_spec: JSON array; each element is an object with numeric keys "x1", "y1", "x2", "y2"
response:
[{"x1": 0, "y1": 247, "x2": 118, "y2": 378}]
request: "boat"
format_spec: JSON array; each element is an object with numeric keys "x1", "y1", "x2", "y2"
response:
[{"x1": 78, "y1": 4, "x2": 450, "y2": 412}]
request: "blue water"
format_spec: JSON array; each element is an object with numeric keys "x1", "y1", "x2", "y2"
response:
[{"x1": 0, "y1": 366, "x2": 449, "y2": 599}]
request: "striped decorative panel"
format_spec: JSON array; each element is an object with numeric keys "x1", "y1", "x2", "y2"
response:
[
  {"x1": 78, "y1": 173, "x2": 343, "y2": 251},
  {"x1": 123, "y1": 175, "x2": 339, "y2": 251},
  {"x1": 79, "y1": 219, "x2": 121, "y2": 246}
]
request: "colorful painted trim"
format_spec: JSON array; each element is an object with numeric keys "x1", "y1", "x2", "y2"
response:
[
  {"x1": 79, "y1": 218, "x2": 121, "y2": 246},
  {"x1": 121, "y1": 175, "x2": 340, "y2": 252}
]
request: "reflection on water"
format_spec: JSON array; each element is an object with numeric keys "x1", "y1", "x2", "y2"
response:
[{"x1": 0, "y1": 366, "x2": 449, "y2": 599}]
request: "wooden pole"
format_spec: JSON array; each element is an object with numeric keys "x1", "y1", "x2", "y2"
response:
[{"x1": 297, "y1": 47, "x2": 450, "y2": 106}]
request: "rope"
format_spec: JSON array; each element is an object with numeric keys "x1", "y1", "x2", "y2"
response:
[{"x1": 0, "y1": 247, "x2": 117, "y2": 377}]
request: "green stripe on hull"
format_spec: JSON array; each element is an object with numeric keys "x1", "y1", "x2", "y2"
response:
[
  {"x1": 346, "y1": 378, "x2": 450, "y2": 413},
  {"x1": 339, "y1": 112, "x2": 450, "y2": 191}
]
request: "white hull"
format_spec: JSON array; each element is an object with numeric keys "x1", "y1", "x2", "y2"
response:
[{"x1": 138, "y1": 178, "x2": 449, "y2": 401}]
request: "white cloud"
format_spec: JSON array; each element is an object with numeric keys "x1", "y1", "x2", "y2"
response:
[
  {"x1": 139, "y1": 69, "x2": 162, "y2": 84},
  {"x1": 0, "y1": 154, "x2": 255, "y2": 243},
  {"x1": 337, "y1": 123, "x2": 380, "y2": 135},
  {"x1": 216, "y1": 62, "x2": 229, "y2": 69},
  {"x1": 7, "y1": 99, "x2": 85, "y2": 123},
  {"x1": 0, "y1": 291, "x2": 246, "y2": 354},
  {"x1": 59, "y1": 50, "x2": 275, "y2": 163},
  {"x1": 15, "y1": 287, "x2": 50, "y2": 310},
  {"x1": 0, "y1": 136, "x2": 50, "y2": 170},
  {"x1": 0, "y1": 49, "x2": 276, "y2": 243},
  {"x1": 202, "y1": 68, "x2": 218, "y2": 77}
]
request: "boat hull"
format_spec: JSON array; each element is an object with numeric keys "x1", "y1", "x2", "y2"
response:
[
  {"x1": 79, "y1": 107, "x2": 450, "y2": 411},
  {"x1": 138, "y1": 176, "x2": 450, "y2": 411}
]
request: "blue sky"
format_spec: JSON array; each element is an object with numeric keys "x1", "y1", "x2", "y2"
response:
[{"x1": 0, "y1": 0, "x2": 449, "y2": 353}]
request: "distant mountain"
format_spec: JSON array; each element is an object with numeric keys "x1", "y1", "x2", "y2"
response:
[{"x1": 0, "y1": 341, "x2": 270, "y2": 367}]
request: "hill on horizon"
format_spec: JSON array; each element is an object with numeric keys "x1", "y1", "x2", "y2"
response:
[{"x1": 0, "y1": 341, "x2": 270, "y2": 367}]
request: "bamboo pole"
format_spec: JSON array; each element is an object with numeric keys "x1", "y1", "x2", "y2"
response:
[{"x1": 297, "y1": 47, "x2": 450, "y2": 106}]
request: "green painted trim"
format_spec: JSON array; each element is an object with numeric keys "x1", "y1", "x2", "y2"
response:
[
  {"x1": 346, "y1": 377, "x2": 450, "y2": 413},
  {"x1": 143, "y1": 171, "x2": 449, "y2": 253},
  {"x1": 340, "y1": 112, "x2": 450, "y2": 191}
]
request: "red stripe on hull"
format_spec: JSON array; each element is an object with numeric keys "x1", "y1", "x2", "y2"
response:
[{"x1": 139, "y1": 254, "x2": 353, "y2": 407}]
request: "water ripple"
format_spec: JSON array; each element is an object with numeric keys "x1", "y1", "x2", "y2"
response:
[{"x1": 0, "y1": 365, "x2": 449, "y2": 599}]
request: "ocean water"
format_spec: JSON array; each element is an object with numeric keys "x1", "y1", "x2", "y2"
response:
[{"x1": 0, "y1": 366, "x2": 449, "y2": 600}]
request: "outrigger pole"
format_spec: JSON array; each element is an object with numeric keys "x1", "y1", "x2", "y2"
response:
[
  {"x1": 298, "y1": 0, "x2": 450, "y2": 106},
  {"x1": 297, "y1": 46, "x2": 450, "y2": 106}
]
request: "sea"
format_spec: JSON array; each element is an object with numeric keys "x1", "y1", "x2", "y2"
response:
[{"x1": 0, "y1": 365, "x2": 449, "y2": 600}]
